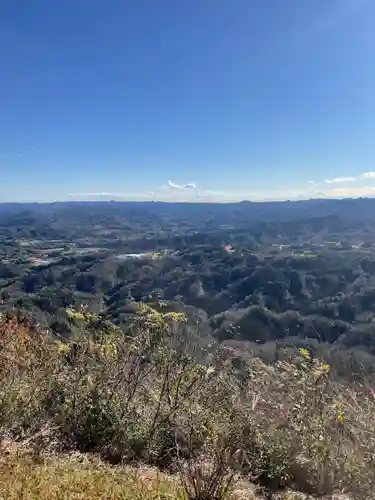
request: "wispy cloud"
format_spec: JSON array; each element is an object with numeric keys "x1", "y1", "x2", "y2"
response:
[
  {"x1": 201, "y1": 190, "x2": 226, "y2": 197},
  {"x1": 68, "y1": 192, "x2": 127, "y2": 198},
  {"x1": 327, "y1": 186, "x2": 375, "y2": 197},
  {"x1": 65, "y1": 180, "x2": 375, "y2": 204},
  {"x1": 324, "y1": 177, "x2": 357, "y2": 184},
  {"x1": 167, "y1": 180, "x2": 196, "y2": 189},
  {"x1": 361, "y1": 172, "x2": 375, "y2": 179}
]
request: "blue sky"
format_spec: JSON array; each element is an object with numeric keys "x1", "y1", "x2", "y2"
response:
[{"x1": 1, "y1": 0, "x2": 375, "y2": 202}]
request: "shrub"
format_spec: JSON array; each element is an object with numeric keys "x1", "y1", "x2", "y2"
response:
[{"x1": 2, "y1": 309, "x2": 375, "y2": 498}]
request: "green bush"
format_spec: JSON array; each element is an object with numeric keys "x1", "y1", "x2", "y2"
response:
[{"x1": 2, "y1": 308, "x2": 375, "y2": 499}]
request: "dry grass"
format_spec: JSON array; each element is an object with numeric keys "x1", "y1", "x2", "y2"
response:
[
  {"x1": 0, "y1": 453, "x2": 183, "y2": 500},
  {"x1": 0, "y1": 452, "x2": 352, "y2": 500}
]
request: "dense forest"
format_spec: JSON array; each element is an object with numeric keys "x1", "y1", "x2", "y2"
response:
[{"x1": 3, "y1": 199, "x2": 375, "y2": 376}]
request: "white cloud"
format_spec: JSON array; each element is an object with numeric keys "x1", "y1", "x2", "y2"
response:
[
  {"x1": 308, "y1": 180, "x2": 315, "y2": 185},
  {"x1": 324, "y1": 177, "x2": 356, "y2": 184},
  {"x1": 68, "y1": 192, "x2": 126, "y2": 198},
  {"x1": 361, "y1": 172, "x2": 375, "y2": 179},
  {"x1": 201, "y1": 190, "x2": 226, "y2": 197},
  {"x1": 328, "y1": 186, "x2": 375, "y2": 196},
  {"x1": 167, "y1": 181, "x2": 180, "y2": 188},
  {"x1": 167, "y1": 180, "x2": 196, "y2": 189},
  {"x1": 68, "y1": 191, "x2": 157, "y2": 200},
  {"x1": 64, "y1": 180, "x2": 375, "y2": 204},
  {"x1": 304, "y1": 184, "x2": 375, "y2": 199}
]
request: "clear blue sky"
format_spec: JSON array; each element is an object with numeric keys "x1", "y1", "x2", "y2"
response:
[{"x1": 1, "y1": 0, "x2": 375, "y2": 202}]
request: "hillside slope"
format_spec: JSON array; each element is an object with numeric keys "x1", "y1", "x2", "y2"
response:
[{"x1": 0, "y1": 307, "x2": 374, "y2": 499}]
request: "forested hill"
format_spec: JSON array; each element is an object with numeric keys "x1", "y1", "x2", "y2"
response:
[
  {"x1": 2, "y1": 197, "x2": 375, "y2": 228},
  {"x1": 3, "y1": 199, "x2": 375, "y2": 376}
]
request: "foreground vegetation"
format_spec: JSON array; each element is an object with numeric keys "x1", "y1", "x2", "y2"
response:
[{"x1": 1, "y1": 306, "x2": 375, "y2": 499}]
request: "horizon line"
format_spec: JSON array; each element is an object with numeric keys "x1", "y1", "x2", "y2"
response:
[{"x1": 0, "y1": 196, "x2": 374, "y2": 205}]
